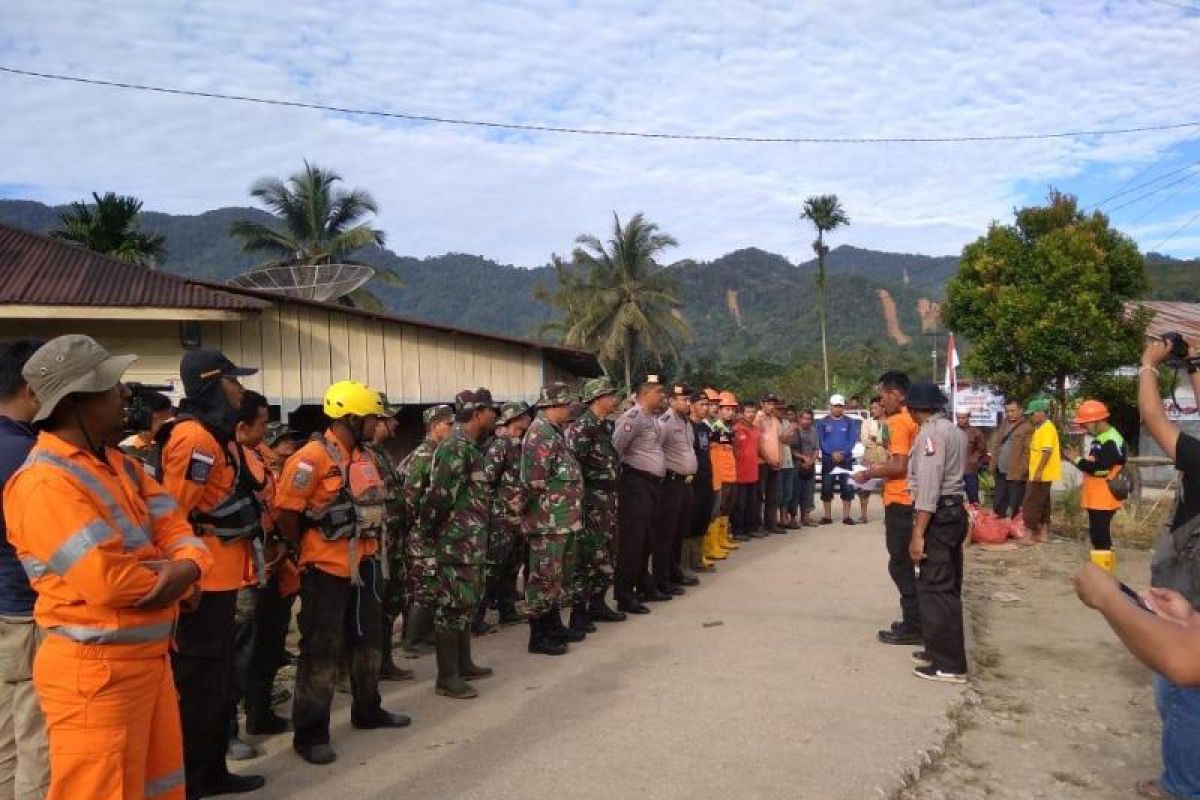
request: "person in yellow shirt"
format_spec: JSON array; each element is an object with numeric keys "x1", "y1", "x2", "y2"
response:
[{"x1": 1020, "y1": 398, "x2": 1061, "y2": 545}]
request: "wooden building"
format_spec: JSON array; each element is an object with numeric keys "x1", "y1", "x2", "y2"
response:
[{"x1": 0, "y1": 223, "x2": 598, "y2": 430}]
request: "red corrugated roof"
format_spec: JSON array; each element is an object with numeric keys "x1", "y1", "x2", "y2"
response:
[
  {"x1": 0, "y1": 223, "x2": 268, "y2": 311},
  {"x1": 1135, "y1": 301, "x2": 1200, "y2": 343}
]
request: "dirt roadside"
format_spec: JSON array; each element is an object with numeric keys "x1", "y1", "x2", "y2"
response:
[{"x1": 900, "y1": 539, "x2": 1161, "y2": 800}]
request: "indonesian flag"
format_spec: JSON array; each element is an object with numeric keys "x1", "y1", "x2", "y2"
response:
[{"x1": 946, "y1": 333, "x2": 960, "y2": 408}]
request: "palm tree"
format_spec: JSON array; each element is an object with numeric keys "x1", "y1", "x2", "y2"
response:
[
  {"x1": 51, "y1": 192, "x2": 166, "y2": 267},
  {"x1": 800, "y1": 195, "x2": 850, "y2": 393},
  {"x1": 541, "y1": 212, "x2": 691, "y2": 392},
  {"x1": 229, "y1": 161, "x2": 399, "y2": 305}
]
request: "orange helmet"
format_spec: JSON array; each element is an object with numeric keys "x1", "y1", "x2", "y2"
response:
[
  {"x1": 718, "y1": 391, "x2": 739, "y2": 407},
  {"x1": 703, "y1": 388, "x2": 721, "y2": 402},
  {"x1": 1073, "y1": 399, "x2": 1109, "y2": 425}
]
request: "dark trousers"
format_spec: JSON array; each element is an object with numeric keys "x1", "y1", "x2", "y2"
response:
[
  {"x1": 1088, "y1": 509, "x2": 1116, "y2": 550},
  {"x1": 616, "y1": 469, "x2": 661, "y2": 601},
  {"x1": 293, "y1": 558, "x2": 385, "y2": 748},
  {"x1": 779, "y1": 467, "x2": 798, "y2": 517},
  {"x1": 731, "y1": 481, "x2": 757, "y2": 537},
  {"x1": 759, "y1": 464, "x2": 781, "y2": 529},
  {"x1": 991, "y1": 472, "x2": 1026, "y2": 518},
  {"x1": 233, "y1": 578, "x2": 296, "y2": 728},
  {"x1": 653, "y1": 478, "x2": 692, "y2": 588},
  {"x1": 796, "y1": 471, "x2": 816, "y2": 513},
  {"x1": 884, "y1": 503, "x2": 921, "y2": 632},
  {"x1": 963, "y1": 474, "x2": 980, "y2": 505},
  {"x1": 917, "y1": 503, "x2": 969, "y2": 674},
  {"x1": 690, "y1": 482, "x2": 716, "y2": 539},
  {"x1": 173, "y1": 589, "x2": 238, "y2": 791}
]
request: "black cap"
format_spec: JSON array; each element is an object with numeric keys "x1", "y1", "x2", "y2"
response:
[
  {"x1": 181, "y1": 349, "x2": 257, "y2": 397},
  {"x1": 689, "y1": 391, "x2": 709, "y2": 404},
  {"x1": 906, "y1": 381, "x2": 948, "y2": 411},
  {"x1": 762, "y1": 392, "x2": 781, "y2": 404},
  {"x1": 668, "y1": 382, "x2": 691, "y2": 398}
]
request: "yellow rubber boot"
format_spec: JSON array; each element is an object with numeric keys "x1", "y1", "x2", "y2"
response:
[
  {"x1": 711, "y1": 518, "x2": 733, "y2": 556},
  {"x1": 703, "y1": 521, "x2": 728, "y2": 561},
  {"x1": 719, "y1": 516, "x2": 740, "y2": 550}
]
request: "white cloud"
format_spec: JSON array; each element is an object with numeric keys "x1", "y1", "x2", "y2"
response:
[{"x1": 1, "y1": 0, "x2": 1198, "y2": 265}]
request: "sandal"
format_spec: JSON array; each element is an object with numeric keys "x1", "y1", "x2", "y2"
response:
[{"x1": 1134, "y1": 778, "x2": 1169, "y2": 799}]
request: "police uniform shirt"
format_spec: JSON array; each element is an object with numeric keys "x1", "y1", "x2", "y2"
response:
[
  {"x1": 612, "y1": 405, "x2": 666, "y2": 477},
  {"x1": 906, "y1": 415, "x2": 967, "y2": 513},
  {"x1": 659, "y1": 409, "x2": 698, "y2": 477}
]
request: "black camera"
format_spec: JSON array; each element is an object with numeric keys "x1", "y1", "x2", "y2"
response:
[{"x1": 125, "y1": 382, "x2": 173, "y2": 433}]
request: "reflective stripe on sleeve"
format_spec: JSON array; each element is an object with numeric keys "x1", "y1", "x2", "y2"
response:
[
  {"x1": 30, "y1": 452, "x2": 152, "y2": 551},
  {"x1": 19, "y1": 556, "x2": 48, "y2": 579},
  {"x1": 46, "y1": 519, "x2": 114, "y2": 575},
  {"x1": 146, "y1": 494, "x2": 178, "y2": 520},
  {"x1": 144, "y1": 766, "x2": 185, "y2": 798},
  {"x1": 49, "y1": 620, "x2": 174, "y2": 645}
]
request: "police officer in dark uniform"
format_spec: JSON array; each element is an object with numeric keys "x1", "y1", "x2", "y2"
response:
[
  {"x1": 656, "y1": 383, "x2": 697, "y2": 596},
  {"x1": 905, "y1": 381, "x2": 970, "y2": 685},
  {"x1": 612, "y1": 375, "x2": 666, "y2": 614}
]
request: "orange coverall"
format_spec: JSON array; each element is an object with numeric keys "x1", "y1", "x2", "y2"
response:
[{"x1": 3, "y1": 431, "x2": 211, "y2": 800}]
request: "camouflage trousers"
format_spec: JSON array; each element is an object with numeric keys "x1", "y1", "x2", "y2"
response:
[
  {"x1": 404, "y1": 532, "x2": 437, "y2": 610},
  {"x1": 432, "y1": 562, "x2": 483, "y2": 634},
  {"x1": 479, "y1": 516, "x2": 522, "y2": 609},
  {"x1": 381, "y1": 534, "x2": 407, "y2": 619},
  {"x1": 570, "y1": 499, "x2": 615, "y2": 604},
  {"x1": 525, "y1": 532, "x2": 575, "y2": 617}
]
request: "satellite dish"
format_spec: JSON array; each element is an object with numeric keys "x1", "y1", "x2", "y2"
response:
[{"x1": 229, "y1": 263, "x2": 375, "y2": 303}]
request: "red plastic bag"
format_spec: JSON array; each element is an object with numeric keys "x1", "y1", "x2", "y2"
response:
[{"x1": 971, "y1": 510, "x2": 1012, "y2": 545}]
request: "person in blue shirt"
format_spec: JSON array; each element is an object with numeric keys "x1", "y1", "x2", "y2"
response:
[
  {"x1": 0, "y1": 338, "x2": 49, "y2": 799},
  {"x1": 815, "y1": 394, "x2": 861, "y2": 525}
]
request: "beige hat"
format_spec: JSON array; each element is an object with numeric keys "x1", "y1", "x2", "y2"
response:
[{"x1": 24, "y1": 335, "x2": 137, "y2": 423}]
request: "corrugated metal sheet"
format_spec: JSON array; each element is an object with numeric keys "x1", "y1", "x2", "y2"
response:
[
  {"x1": 0, "y1": 223, "x2": 268, "y2": 310},
  {"x1": 1137, "y1": 301, "x2": 1200, "y2": 343}
]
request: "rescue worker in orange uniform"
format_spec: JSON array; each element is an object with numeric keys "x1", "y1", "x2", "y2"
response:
[
  {"x1": 230, "y1": 392, "x2": 297, "y2": 751},
  {"x1": 3, "y1": 334, "x2": 213, "y2": 800},
  {"x1": 274, "y1": 381, "x2": 412, "y2": 766},
  {"x1": 1064, "y1": 400, "x2": 1127, "y2": 554},
  {"x1": 152, "y1": 350, "x2": 266, "y2": 798}
]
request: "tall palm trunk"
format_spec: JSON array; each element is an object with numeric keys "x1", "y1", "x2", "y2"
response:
[
  {"x1": 816, "y1": 231, "x2": 830, "y2": 393},
  {"x1": 623, "y1": 330, "x2": 633, "y2": 396}
]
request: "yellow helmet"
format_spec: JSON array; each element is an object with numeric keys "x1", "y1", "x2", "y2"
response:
[{"x1": 324, "y1": 380, "x2": 385, "y2": 419}]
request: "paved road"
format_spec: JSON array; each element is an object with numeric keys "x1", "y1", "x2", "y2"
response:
[{"x1": 244, "y1": 519, "x2": 965, "y2": 800}]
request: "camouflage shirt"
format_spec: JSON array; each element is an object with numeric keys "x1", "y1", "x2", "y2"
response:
[
  {"x1": 400, "y1": 438, "x2": 438, "y2": 539},
  {"x1": 482, "y1": 434, "x2": 526, "y2": 522},
  {"x1": 521, "y1": 414, "x2": 584, "y2": 537},
  {"x1": 418, "y1": 426, "x2": 491, "y2": 566},
  {"x1": 568, "y1": 409, "x2": 618, "y2": 505},
  {"x1": 365, "y1": 443, "x2": 406, "y2": 541}
]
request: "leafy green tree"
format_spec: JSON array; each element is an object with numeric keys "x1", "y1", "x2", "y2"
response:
[
  {"x1": 800, "y1": 195, "x2": 851, "y2": 393},
  {"x1": 943, "y1": 191, "x2": 1149, "y2": 415},
  {"x1": 537, "y1": 212, "x2": 692, "y2": 391},
  {"x1": 229, "y1": 161, "x2": 399, "y2": 306},
  {"x1": 51, "y1": 192, "x2": 166, "y2": 267}
]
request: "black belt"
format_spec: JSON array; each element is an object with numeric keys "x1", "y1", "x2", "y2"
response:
[
  {"x1": 623, "y1": 466, "x2": 664, "y2": 484},
  {"x1": 589, "y1": 479, "x2": 618, "y2": 490},
  {"x1": 665, "y1": 471, "x2": 695, "y2": 484},
  {"x1": 937, "y1": 495, "x2": 964, "y2": 508}
]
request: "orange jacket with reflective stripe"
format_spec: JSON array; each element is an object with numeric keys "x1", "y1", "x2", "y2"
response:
[
  {"x1": 3, "y1": 432, "x2": 212, "y2": 657},
  {"x1": 160, "y1": 420, "x2": 251, "y2": 592},
  {"x1": 274, "y1": 431, "x2": 378, "y2": 579}
]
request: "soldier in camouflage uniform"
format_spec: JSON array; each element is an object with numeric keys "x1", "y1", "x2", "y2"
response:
[
  {"x1": 567, "y1": 377, "x2": 626, "y2": 632},
  {"x1": 364, "y1": 402, "x2": 417, "y2": 681},
  {"x1": 475, "y1": 401, "x2": 533, "y2": 633},
  {"x1": 415, "y1": 389, "x2": 497, "y2": 699},
  {"x1": 521, "y1": 382, "x2": 586, "y2": 656},
  {"x1": 398, "y1": 405, "x2": 454, "y2": 655}
]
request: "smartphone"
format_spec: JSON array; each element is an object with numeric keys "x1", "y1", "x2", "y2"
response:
[{"x1": 1119, "y1": 582, "x2": 1153, "y2": 613}]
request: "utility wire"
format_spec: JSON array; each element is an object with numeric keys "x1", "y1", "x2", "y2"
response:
[
  {"x1": 1128, "y1": 171, "x2": 1200, "y2": 223},
  {"x1": 3, "y1": 64, "x2": 1200, "y2": 145},
  {"x1": 1089, "y1": 155, "x2": 1200, "y2": 209},
  {"x1": 1106, "y1": 168, "x2": 1200, "y2": 214},
  {"x1": 1150, "y1": 209, "x2": 1200, "y2": 251},
  {"x1": 1143, "y1": 0, "x2": 1200, "y2": 11}
]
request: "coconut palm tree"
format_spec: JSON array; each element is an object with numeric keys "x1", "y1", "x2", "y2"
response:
[
  {"x1": 800, "y1": 194, "x2": 850, "y2": 393},
  {"x1": 543, "y1": 212, "x2": 691, "y2": 392},
  {"x1": 51, "y1": 192, "x2": 166, "y2": 267},
  {"x1": 229, "y1": 161, "x2": 399, "y2": 306}
]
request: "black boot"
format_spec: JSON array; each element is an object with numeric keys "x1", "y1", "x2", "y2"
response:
[
  {"x1": 471, "y1": 602, "x2": 496, "y2": 636},
  {"x1": 527, "y1": 614, "x2": 568, "y2": 656},
  {"x1": 546, "y1": 603, "x2": 585, "y2": 643},
  {"x1": 458, "y1": 629, "x2": 493, "y2": 680},
  {"x1": 569, "y1": 604, "x2": 597, "y2": 634},
  {"x1": 497, "y1": 601, "x2": 524, "y2": 626},
  {"x1": 401, "y1": 605, "x2": 434, "y2": 655},
  {"x1": 434, "y1": 631, "x2": 478, "y2": 699},
  {"x1": 380, "y1": 611, "x2": 415, "y2": 680},
  {"x1": 588, "y1": 592, "x2": 627, "y2": 622},
  {"x1": 245, "y1": 701, "x2": 291, "y2": 736}
]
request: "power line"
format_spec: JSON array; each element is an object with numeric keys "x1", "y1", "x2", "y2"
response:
[
  {"x1": 3, "y1": 64, "x2": 1200, "y2": 145},
  {"x1": 1128, "y1": 171, "x2": 1200, "y2": 222},
  {"x1": 1089, "y1": 155, "x2": 1200, "y2": 209},
  {"x1": 1150, "y1": 209, "x2": 1200, "y2": 251},
  {"x1": 1105, "y1": 167, "x2": 1200, "y2": 214},
  {"x1": 1143, "y1": 0, "x2": 1200, "y2": 11}
]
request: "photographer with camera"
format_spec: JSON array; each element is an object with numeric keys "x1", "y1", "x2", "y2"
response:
[
  {"x1": 1074, "y1": 335, "x2": 1200, "y2": 800},
  {"x1": 119, "y1": 385, "x2": 173, "y2": 462}
]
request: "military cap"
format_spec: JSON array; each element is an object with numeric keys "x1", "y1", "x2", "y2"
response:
[
  {"x1": 536, "y1": 382, "x2": 575, "y2": 408},
  {"x1": 906, "y1": 381, "x2": 948, "y2": 411},
  {"x1": 762, "y1": 392, "x2": 781, "y2": 404},
  {"x1": 668, "y1": 382, "x2": 691, "y2": 398},
  {"x1": 639, "y1": 374, "x2": 662, "y2": 387},
  {"x1": 377, "y1": 392, "x2": 402, "y2": 417},
  {"x1": 265, "y1": 422, "x2": 303, "y2": 447},
  {"x1": 689, "y1": 390, "x2": 709, "y2": 404},
  {"x1": 497, "y1": 400, "x2": 533, "y2": 425},
  {"x1": 423, "y1": 404, "x2": 454, "y2": 425},
  {"x1": 454, "y1": 387, "x2": 497, "y2": 413},
  {"x1": 580, "y1": 377, "x2": 619, "y2": 404}
]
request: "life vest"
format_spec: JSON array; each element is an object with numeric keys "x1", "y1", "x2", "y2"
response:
[
  {"x1": 147, "y1": 416, "x2": 265, "y2": 543},
  {"x1": 310, "y1": 441, "x2": 387, "y2": 542}
]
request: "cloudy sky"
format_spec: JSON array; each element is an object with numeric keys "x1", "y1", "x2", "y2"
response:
[{"x1": 1, "y1": 0, "x2": 1199, "y2": 267}]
